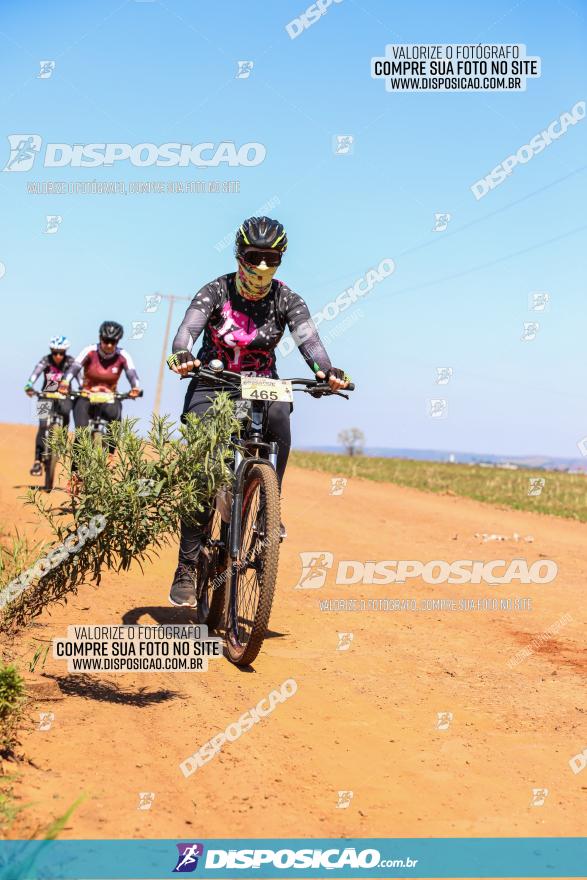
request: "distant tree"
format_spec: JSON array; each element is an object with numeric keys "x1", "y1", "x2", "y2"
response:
[{"x1": 338, "y1": 428, "x2": 365, "y2": 457}]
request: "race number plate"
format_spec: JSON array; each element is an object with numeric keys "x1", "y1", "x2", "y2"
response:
[
  {"x1": 88, "y1": 391, "x2": 114, "y2": 404},
  {"x1": 240, "y1": 376, "x2": 293, "y2": 403}
]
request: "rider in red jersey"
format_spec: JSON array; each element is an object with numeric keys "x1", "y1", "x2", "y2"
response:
[{"x1": 58, "y1": 321, "x2": 141, "y2": 445}]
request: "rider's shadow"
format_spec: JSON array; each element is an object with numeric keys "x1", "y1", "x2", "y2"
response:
[
  {"x1": 122, "y1": 606, "x2": 199, "y2": 625},
  {"x1": 46, "y1": 673, "x2": 179, "y2": 705},
  {"x1": 258, "y1": 628, "x2": 287, "y2": 639},
  {"x1": 122, "y1": 607, "x2": 287, "y2": 640},
  {"x1": 13, "y1": 483, "x2": 46, "y2": 490}
]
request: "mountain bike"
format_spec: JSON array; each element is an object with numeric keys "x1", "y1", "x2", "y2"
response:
[
  {"x1": 31, "y1": 391, "x2": 72, "y2": 492},
  {"x1": 184, "y1": 360, "x2": 354, "y2": 667}
]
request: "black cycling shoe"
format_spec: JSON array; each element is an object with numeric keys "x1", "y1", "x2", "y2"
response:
[
  {"x1": 169, "y1": 562, "x2": 197, "y2": 607},
  {"x1": 30, "y1": 460, "x2": 42, "y2": 477}
]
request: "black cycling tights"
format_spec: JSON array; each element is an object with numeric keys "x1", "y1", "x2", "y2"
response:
[
  {"x1": 72, "y1": 397, "x2": 122, "y2": 457},
  {"x1": 34, "y1": 399, "x2": 73, "y2": 459},
  {"x1": 178, "y1": 383, "x2": 291, "y2": 565}
]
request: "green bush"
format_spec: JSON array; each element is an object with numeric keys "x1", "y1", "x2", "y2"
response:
[
  {"x1": 0, "y1": 662, "x2": 25, "y2": 756},
  {"x1": 1, "y1": 396, "x2": 239, "y2": 633},
  {"x1": 0, "y1": 530, "x2": 48, "y2": 591}
]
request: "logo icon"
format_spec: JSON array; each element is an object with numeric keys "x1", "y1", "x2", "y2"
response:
[
  {"x1": 527, "y1": 477, "x2": 545, "y2": 497},
  {"x1": 333, "y1": 135, "x2": 354, "y2": 156},
  {"x1": 329, "y1": 477, "x2": 347, "y2": 496},
  {"x1": 432, "y1": 212, "x2": 451, "y2": 232},
  {"x1": 521, "y1": 321, "x2": 539, "y2": 341},
  {"x1": 131, "y1": 321, "x2": 148, "y2": 339},
  {"x1": 435, "y1": 711, "x2": 453, "y2": 730},
  {"x1": 294, "y1": 551, "x2": 333, "y2": 589},
  {"x1": 435, "y1": 367, "x2": 453, "y2": 386},
  {"x1": 38, "y1": 61, "x2": 56, "y2": 79},
  {"x1": 45, "y1": 215, "x2": 62, "y2": 235},
  {"x1": 428, "y1": 398, "x2": 448, "y2": 419},
  {"x1": 569, "y1": 748, "x2": 587, "y2": 775},
  {"x1": 137, "y1": 478, "x2": 156, "y2": 498},
  {"x1": 138, "y1": 791, "x2": 155, "y2": 810},
  {"x1": 528, "y1": 291, "x2": 550, "y2": 311},
  {"x1": 173, "y1": 843, "x2": 204, "y2": 872},
  {"x1": 4, "y1": 134, "x2": 42, "y2": 172},
  {"x1": 530, "y1": 788, "x2": 548, "y2": 807},
  {"x1": 336, "y1": 790, "x2": 354, "y2": 809},
  {"x1": 38, "y1": 712, "x2": 55, "y2": 731},
  {"x1": 236, "y1": 61, "x2": 254, "y2": 79},
  {"x1": 336, "y1": 632, "x2": 354, "y2": 651},
  {"x1": 36, "y1": 399, "x2": 52, "y2": 419},
  {"x1": 144, "y1": 293, "x2": 162, "y2": 313}
]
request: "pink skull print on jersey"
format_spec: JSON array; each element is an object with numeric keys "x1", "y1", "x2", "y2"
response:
[{"x1": 210, "y1": 301, "x2": 270, "y2": 373}]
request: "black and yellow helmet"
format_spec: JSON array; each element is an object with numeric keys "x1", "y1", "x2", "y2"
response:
[{"x1": 235, "y1": 216, "x2": 288, "y2": 255}]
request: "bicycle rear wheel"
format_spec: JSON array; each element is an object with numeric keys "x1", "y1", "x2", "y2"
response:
[
  {"x1": 226, "y1": 464, "x2": 280, "y2": 667},
  {"x1": 196, "y1": 509, "x2": 227, "y2": 630}
]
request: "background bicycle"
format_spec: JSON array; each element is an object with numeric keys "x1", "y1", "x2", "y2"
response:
[
  {"x1": 70, "y1": 389, "x2": 143, "y2": 449},
  {"x1": 30, "y1": 391, "x2": 73, "y2": 492}
]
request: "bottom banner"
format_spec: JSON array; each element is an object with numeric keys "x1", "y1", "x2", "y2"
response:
[{"x1": 0, "y1": 838, "x2": 585, "y2": 878}]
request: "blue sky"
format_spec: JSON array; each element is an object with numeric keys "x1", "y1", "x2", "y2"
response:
[{"x1": 0, "y1": 0, "x2": 585, "y2": 457}]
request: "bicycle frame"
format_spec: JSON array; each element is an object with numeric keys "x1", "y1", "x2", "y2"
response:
[{"x1": 182, "y1": 364, "x2": 354, "y2": 637}]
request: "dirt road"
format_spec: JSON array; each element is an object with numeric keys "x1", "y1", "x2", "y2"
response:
[{"x1": 1, "y1": 424, "x2": 585, "y2": 841}]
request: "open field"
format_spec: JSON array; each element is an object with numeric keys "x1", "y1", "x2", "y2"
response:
[{"x1": 290, "y1": 451, "x2": 587, "y2": 521}]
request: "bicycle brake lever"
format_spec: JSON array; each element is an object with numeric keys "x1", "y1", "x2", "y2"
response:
[{"x1": 304, "y1": 386, "x2": 350, "y2": 400}]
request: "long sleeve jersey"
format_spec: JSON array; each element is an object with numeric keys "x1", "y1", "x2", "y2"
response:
[
  {"x1": 27, "y1": 354, "x2": 75, "y2": 392},
  {"x1": 172, "y1": 273, "x2": 332, "y2": 377}
]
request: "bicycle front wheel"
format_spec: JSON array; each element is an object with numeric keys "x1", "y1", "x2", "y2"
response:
[
  {"x1": 226, "y1": 464, "x2": 280, "y2": 667},
  {"x1": 44, "y1": 453, "x2": 57, "y2": 492},
  {"x1": 196, "y1": 509, "x2": 227, "y2": 630}
]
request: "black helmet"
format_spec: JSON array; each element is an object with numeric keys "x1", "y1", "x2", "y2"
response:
[
  {"x1": 99, "y1": 320, "x2": 124, "y2": 342},
  {"x1": 235, "y1": 216, "x2": 288, "y2": 255}
]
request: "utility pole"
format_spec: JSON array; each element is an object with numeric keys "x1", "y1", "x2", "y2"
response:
[{"x1": 153, "y1": 293, "x2": 191, "y2": 416}]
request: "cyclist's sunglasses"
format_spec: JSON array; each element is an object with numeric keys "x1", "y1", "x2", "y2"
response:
[
  {"x1": 100, "y1": 337, "x2": 116, "y2": 345},
  {"x1": 239, "y1": 248, "x2": 282, "y2": 268},
  {"x1": 52, "y1": 350, "x2": 66, "y2": 356}
]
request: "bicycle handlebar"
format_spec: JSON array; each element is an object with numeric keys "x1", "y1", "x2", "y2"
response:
[
  {"x1": 30, "y1": 389, "x2": 143, "y2": 402},
  {"x1": 30, "y1": 390, "x2": 70, "y2": 400},
  {"x1": 179, "y1": 365, "x2": 354, "y2": 397},
  {"x1": 69, "y1": 389, "x2": 144, "y2": 401}
]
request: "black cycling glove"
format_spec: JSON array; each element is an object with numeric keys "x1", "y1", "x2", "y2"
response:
[
  {"x1": 324, "y1": 367, "x2": 350, "y2": 382},
  {"x1": 167, "y1": 350, "x2": 195, "y2": 370}
]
